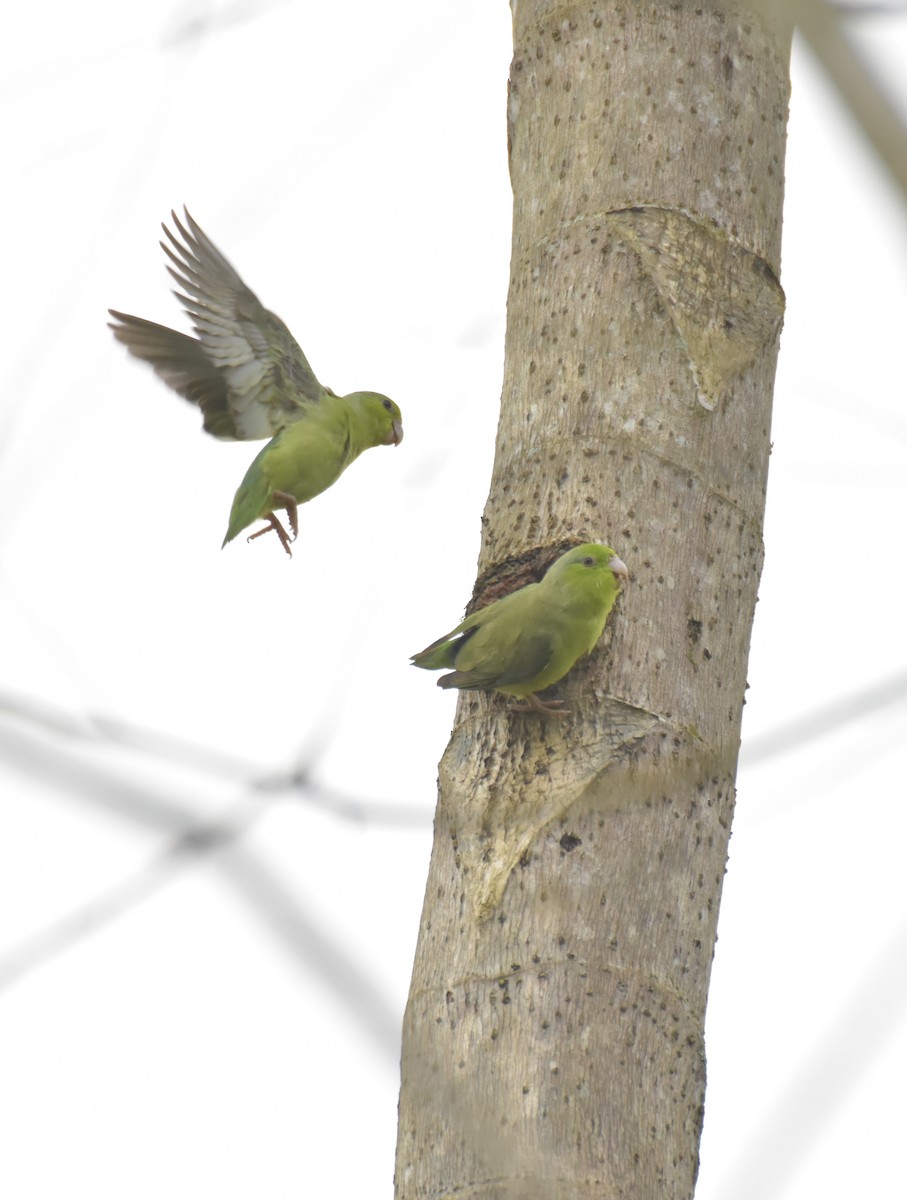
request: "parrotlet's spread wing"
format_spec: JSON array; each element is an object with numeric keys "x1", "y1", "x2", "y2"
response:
[
  {"x1": 109, "y1": 208, "x2": 326, "y2": 440},
  {"x1": 109, "y1": 209, "x2": 403, "y2": 555},
  {"x1": 412, "y1": 543, "x2": 627, "y2": 713}
]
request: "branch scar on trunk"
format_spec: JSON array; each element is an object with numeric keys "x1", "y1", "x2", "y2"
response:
[
  {"x1": 609, "y1": 206, "x2": 785, "y2": 411},
  {"x1": 440, "y1": 699, "x2": 665, "y2": 920}
]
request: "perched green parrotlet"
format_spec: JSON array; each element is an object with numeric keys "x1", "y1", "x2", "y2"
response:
[
  {"x1": 109, "y1": 208, "x2": 403, "y2": 556},
  {"x1": 412, "y1": 542, "x2": 628, "y2": 714}
]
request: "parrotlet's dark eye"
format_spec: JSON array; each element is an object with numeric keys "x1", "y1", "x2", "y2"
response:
[
  {"x1": 582, "y1": 556, "x2": 595, "y2": 566},
  {"x1": 382, "y1": 398, "x2": 393, "y2": 411}
]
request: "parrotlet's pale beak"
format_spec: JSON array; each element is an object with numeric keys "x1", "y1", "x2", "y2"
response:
[{"x1": 609, "y1": 555, "x2": 629, "y2": 581}]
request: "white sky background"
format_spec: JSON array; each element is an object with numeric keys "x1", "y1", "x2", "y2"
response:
[{"x1": 1, "y1": 2, "x2": 906, "y2": 1197}]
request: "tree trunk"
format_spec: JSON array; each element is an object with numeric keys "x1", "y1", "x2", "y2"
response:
[{"x1": 396, "y1": 3, "x2": 791, "y2": 1197}]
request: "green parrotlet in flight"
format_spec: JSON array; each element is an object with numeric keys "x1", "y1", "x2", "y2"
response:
[
  {"x1": 411, "y1": 543, "x2": 628, "y2": 714},
  {"x1": 109, "y1": 209, "x2": 403, "y2": 556}
]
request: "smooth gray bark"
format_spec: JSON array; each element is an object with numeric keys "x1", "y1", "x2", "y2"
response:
[{"x1": 396, "y1": 3, "x2": 791, "y2": 1196}]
